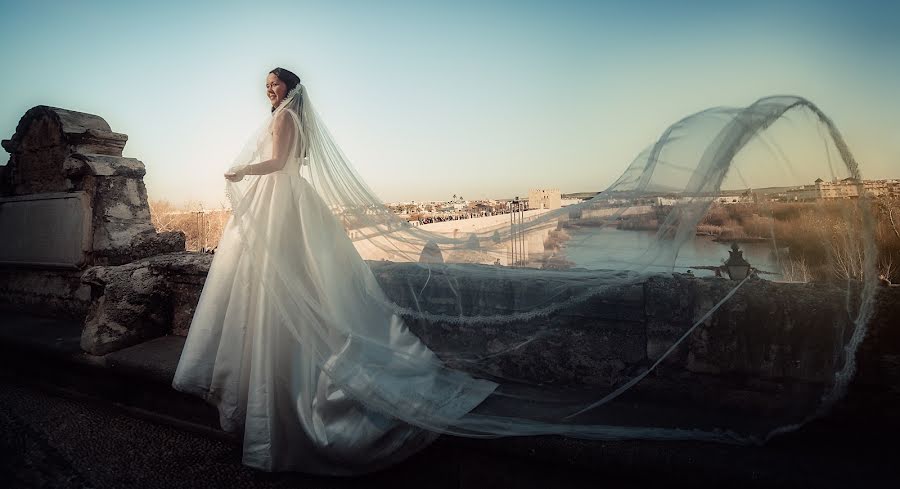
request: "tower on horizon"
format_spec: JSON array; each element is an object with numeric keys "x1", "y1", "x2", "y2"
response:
[{"x1": 528, "y1": 188, "x2": 561, "y2": 210}]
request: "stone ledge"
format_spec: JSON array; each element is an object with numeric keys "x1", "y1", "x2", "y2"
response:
[
  {"x1": 106, "y1": 335, "x2": 187, "y2": 385},
  {"x1": 63, "y1": 153, "x2": 146, "y2": 178}
]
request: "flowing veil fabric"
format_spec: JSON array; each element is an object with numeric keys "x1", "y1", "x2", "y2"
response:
[{"x1": 173, "y1": 84, "x2": 879, "y2": 474}]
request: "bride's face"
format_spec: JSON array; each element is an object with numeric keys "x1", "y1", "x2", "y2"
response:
[{"x1": 266, "y1": 73, "x2": 288, "y2": 106}]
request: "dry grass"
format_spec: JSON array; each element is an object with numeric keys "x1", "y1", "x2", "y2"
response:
[
  {"x1": 149, "y1": 199, "x2": 232, "y2": 251},
  {"x1": 697, "y1": 199, "x2": 900, "y2": 283}
]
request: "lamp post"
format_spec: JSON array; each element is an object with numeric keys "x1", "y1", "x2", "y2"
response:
[{"x1": 724, "y1": 242, "x2": 751, "y2": 280}]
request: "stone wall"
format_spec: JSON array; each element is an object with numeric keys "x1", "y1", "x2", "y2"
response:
[
  {"x1": 0, "y1": 106, "x2": 185, "y2": 319},
  {"x1": 80, "y1": 252, "x2": 211, "y2": 355},
  {"x1": 77, "y1": 254, "x2": 899, "y2": 418},
  {"x1": 644, "y1": 275, "x2": 853, "y2": 383},
  {"x1": 371, "y1": 262, "x2": 647, "y2": 386}
]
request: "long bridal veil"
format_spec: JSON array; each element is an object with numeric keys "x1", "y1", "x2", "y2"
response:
[{"x1": 223, "y1": 85, "x2": 878, "y2": 447}]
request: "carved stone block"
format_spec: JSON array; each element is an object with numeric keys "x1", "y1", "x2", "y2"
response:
[{"x1": 0, "y1": 191, "x2": 91, "y2": 268}]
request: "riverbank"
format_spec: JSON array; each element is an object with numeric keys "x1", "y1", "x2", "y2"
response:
[
  {"x1": 555, "y1": 227, "x2": 781, "y2": 277},
  {"x1": 418, "y1": 209, "x2": 551, "y2": 235}
]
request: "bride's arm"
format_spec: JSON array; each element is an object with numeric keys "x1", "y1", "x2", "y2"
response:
[{"x1": 235, "y1": 112, "x2": 295, "y2": 176}]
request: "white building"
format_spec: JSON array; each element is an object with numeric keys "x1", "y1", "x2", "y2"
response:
[{"x1": 784, "y1": 177, "x2": 898, "y2": 201}]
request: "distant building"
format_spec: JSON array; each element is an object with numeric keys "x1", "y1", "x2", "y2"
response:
[
  {"x1": 888, "y1": 179, "x2": 900, "y2": 199},
  {"x1": 654, "y1": 196, "x2": 678, "y2": 206},
  {"x1": 784, "y1": 177, "x2": 897, "y2": 201},
  {"x1": 715, "y1": 191, "x2": 754, "y2": 204},
  {"x1": 528, "y1": 188, "x2": 561, "y2": 210}
]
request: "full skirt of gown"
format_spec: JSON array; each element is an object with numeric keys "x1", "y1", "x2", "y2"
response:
[{"x1": 171, "y1": 167, "x2": 498, "y2": 475}]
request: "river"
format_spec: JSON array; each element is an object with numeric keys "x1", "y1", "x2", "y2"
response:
[{"x1": 562, "y1": 227, "x2": 783, "y2": 279}]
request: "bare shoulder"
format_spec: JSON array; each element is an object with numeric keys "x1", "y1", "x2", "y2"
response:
[
  {"x1": 272, "y1": 110, "x2": 297, "y2": 132},
  {"x1": 274, "y1": 108, "x2": 298, "y2": 123}
]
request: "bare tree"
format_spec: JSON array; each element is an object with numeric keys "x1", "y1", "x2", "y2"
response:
[
  {"x1": 889, "y1": 203, "x2": 900, "y2": 240},
  {"x1": 828, "y1": 220, "x2": 866, "y2": 281},
  {"x1": 148, "y1": 198, "x2": 233, "y2": 252},
  {"x1": 880, "y1": 254, "x2": 895, "y2": 284},
  {"x1": 781, "y1": 256, "x2": 812, "y2": 283},
  {"x1": 148, "y1": 199, "x2": 180, "y2": 233}
]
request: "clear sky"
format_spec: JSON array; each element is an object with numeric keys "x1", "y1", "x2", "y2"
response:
[{"x1": 1, "y1": 0, "x2": 898, "y2": 207}]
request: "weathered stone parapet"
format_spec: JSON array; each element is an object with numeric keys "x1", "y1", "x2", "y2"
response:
[
  {"x1": 854, "y1": 285, "x2": 900, "y2": 388},
  {"x1": 0, "y1": 268, "x2": 92, "y2": 320},
  {"x1": 130, "y1": 231, "x2": 188, "y2": 265},
  {"x1": 71, "y1": 250, "x2": 899, "y2": 425},
  {"x1": 369, "y1": 262, "x2": 647, "y2": 387},
  {"x1": 81, "y1": 261, "x2": 170, "y2": 355},
  {"x1": 80, "y1": 251, "x2": 211, "y2": 354},
  {"x1": 142, "y1": 251, "x2": 213, "y2": 337},
  {"x1": 64, "y1": 249, "x2": 898, "y2": 435},
  {"x1": 0, "y1": 105, "x2": 186, "y2": 319},
  {"x1": 645, "y1": 275, "x2": 854, "y2": 383},
  {"x1": 0, "y1": 106, "x2": 127, "y2": 196},
  {"x1": 1, "y1": 104, "x2": 185, "y2": 267},
  {"x1": 1, "y1": 106, "x2": 127, "y2": 148},
  {"x1": 86, "y1": 175, "x2": 158, "y2": 265},
  {"x1": 76, "y1": 255, "x2": 898, "y2": 396},
  {"x1": 63, "y1": 153, "x2": 146, "y2": 179}
]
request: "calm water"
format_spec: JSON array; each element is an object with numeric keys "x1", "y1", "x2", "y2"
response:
[{"x1": 562, "y1": 227, "x2": 783, "y2": 278}]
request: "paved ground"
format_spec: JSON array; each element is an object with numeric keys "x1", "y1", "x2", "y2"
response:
[
  {"x1": 0, "y1": 380, "x2": 618, "y2": 489},
  {"x1": 4, "y1": 377, "x2": 899, "y2": 489}
]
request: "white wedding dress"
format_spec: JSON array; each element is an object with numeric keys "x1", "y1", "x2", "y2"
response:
[{"x1": 171, "y1": 86, "x2": 497, "y2": 474}]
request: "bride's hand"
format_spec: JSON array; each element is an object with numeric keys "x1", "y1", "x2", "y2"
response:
[{"x1": 224, "y1": 170, "x2": 244, "y2": 182}]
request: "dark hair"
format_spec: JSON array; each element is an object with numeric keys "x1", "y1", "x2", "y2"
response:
[{"x1": 269, "y1": 67, "x2": 301, "y2": 113}]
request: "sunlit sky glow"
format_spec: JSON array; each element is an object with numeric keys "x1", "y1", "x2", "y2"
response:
[{"x1": 2, "y1": 0, "x2": 898, "y2": 207}]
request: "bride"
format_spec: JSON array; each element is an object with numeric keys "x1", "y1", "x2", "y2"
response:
[
  {"x1": 173, "y1": 66, "x2": 877, "y2": 476},
  {"x1": 172, "y1": 67, "x2": 498, "y2": 474}
]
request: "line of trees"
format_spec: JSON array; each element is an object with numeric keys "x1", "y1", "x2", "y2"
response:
[{"x1": 148, "y1": 199, "x2": 231, "y2": 252}]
